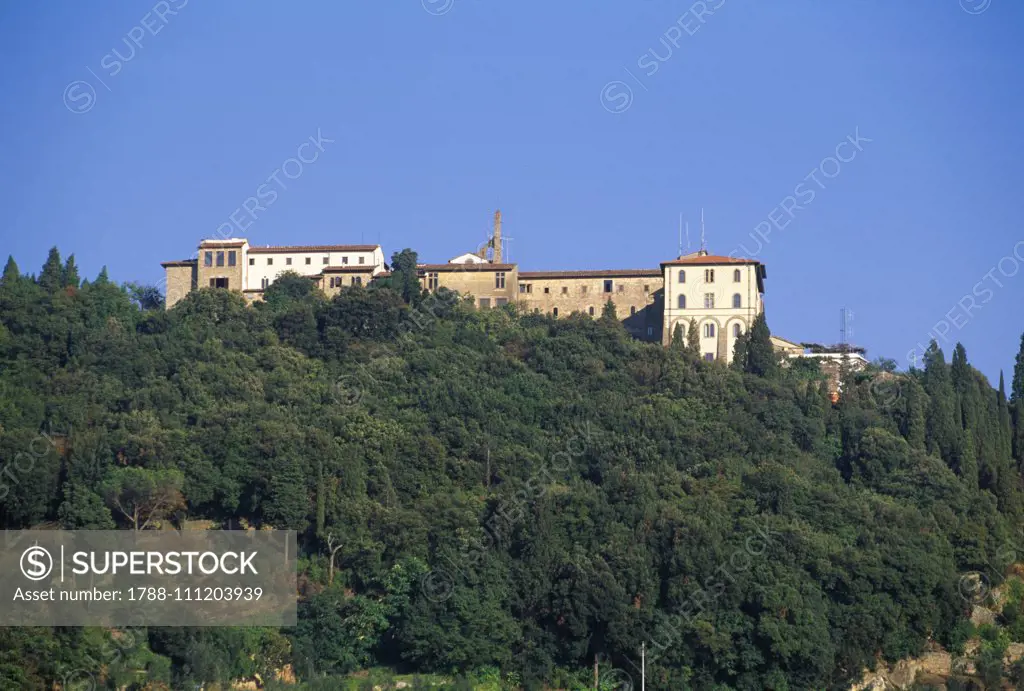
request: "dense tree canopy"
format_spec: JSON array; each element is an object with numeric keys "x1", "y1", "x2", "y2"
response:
[{"x1": 2, "y1": 249, "x2": 1024, "y2": 689}]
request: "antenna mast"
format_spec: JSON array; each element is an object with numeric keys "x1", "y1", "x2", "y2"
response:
[{"x1": 700, "y1": 208, "x2": 707, "y2": 253}]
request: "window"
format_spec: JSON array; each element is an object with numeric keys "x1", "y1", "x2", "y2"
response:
[
  {"x1": 704, "y1": 353, "x2": 715, "y2": 362},
  {"x1": 704, "y1": 293, "x2": 715, "y2": 309},
  {"x1": 216, "y1": 251, "x2": 224, "y2": 267},
  {"x1": 704, "y1": 323, "x2": 715, "y2": 338},
  {"x1": 647, "y1": 326, "x2": 653, "y2": 336},
  {"x1": 588, "y1": 306, "x2": 595, "y2": 316},
  {"x1": 323, "y1": 256, "x2": 329, "y2": 265},
  {"x1": 732, "y1": 293, "x2": 741, "y2": 308},
  {"x1": 733, "y1": 323, "x2": 741, "y2": 337},
  {"x1": 561, "y1": 286, "x2": 568, "y2": 294},
  {"x1": 204, "y1": 252, "x2": 213, "y2": 267},
  {"x1": 581, "y1": 286, "x2": 588, "y2": 295},
  {"x1": 267, "y1": 258, "x2": 273, "y2": 266},
  {"x1": 705, "y1": 269, "x2": 715, "y2": 283},
  {"x1": 553, "y1": 307, "x2": 559, "y2": 317},
  {"x1": 617, "y1": 284, "x2": 625, "y2": 293},
  {"x1": 228, "y1": 251, "x2": 236, "y2": 266},
  {"x1": 544, "y1": 286, "x2": 550, "y2": 294},
  {"x1": 495, "y1": 298, "x2": 508, "y2": 307},
  {"x1": 261, "y1": 277, "x2": 269, "y2": 289},
  {"x1": 479, "y1": 297, "x2": 491, "y2": 309},
  {"x1": 678, "y1": 270, "x2": 686, "y2": 283},
  {"x1": 352, "y1": 276, "x2": 362, "y2": 286},
  {"x1": 305, "y1": 257, "x2": 312, "y2": 265},
  {"x1": 286, "y1": 257, "x2": 292, "y2": 266},
  {"x1": 342, "y1": 256, "x2": 349, "y2": 265},
  {"x1": 249, "y1": 258, "x2": 255, "y2": 266},
  {"x1": 733, "y1": 269, "x2": 741, "y2": 282},
  {"x1": 677, "y1": 295, "x2": 686, "y2": 309},
  {"x1": 604, "y1": 280, "x2": 613, "y2": 293},
  {"x1": 630, "y1": 306, "x2": 636, "y2": 315},
  {"x1": 644, "y1": 284, "x2": 650, "y2": 293},
  {"x1": 358, "y1": 257, "x2": 365, "y2": 265},
  {"x1": 427, "y1": 272, "x2": 439, "y2": 291},
  {"x1": 329, "y1": 277, "x2": 339, "y2": 288},
  {"x1": 208, "y1": 277, "x2": 229, "y2": 289},
  {"x1": 519, "y1": 283, "x2": 533, "y2": 294},
  {"x1": 495, "y1": 272, "x2": 506, "y2": 289}
]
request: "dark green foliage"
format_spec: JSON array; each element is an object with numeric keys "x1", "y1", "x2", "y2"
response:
[
  {"x1": 738, "y1": 312, "x2": 776, "y2": 377},
  {"x1": 388, "y1": 248, "x2": 421, "y2": 304},
  {"x1": 1013, "y1": 335, "x2": 1024, "y2": 463},
  {"x1": 124, "y1": 282, "x2": 164, "y2": 310},
  {"x1": 39, "y1": 246, "x2": 63, "y2": 293},
  {"x1": 670, "y1": 321, "x2": 684, "y2": 349},
  {"x1": 3, "y1": 248, "x2": 1024, "y2": 689},
  {"x1": 601, "y1": 299, "x2": 617, "y2": 321},
  {"x1": 1, "y1": 255, "x2": 19, "y2": 283},
  {"x1": 686, "y1": 317, "x2": 700, "y2": 355},
  {"x1": 62, "y1": 254, "x2": 80, "y2": 288}
]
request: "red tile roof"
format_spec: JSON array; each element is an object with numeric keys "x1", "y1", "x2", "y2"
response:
[
  {"x1": 198, "y1": 240, "x2": 246, "y2": 248},
  {"x1": 247, "y1": 244, "x2": 380, "y2": 254},
  {"x1": 321, "y1": 266, "x2": 377, "y2": 273},
  {"x1": 660, "y1": 255, "x2": 759, "y2": 266},
  {"x1": 417, "y1": 263, "x2": 516, "y2": 272},
  {"x1": 519, "y1": 268, "x2": 661, "y2": 280}
]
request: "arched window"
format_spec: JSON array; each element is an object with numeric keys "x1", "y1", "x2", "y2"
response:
[
  {"x1": 732, "y1": 293, "x2": 741, "y2": 308},
  {"x1": 733, "y1": 323, "x2": 741, "y2": 337},
  {"x1": 588, "y1": 306, "x2": 595, "y2": 316},
  {"x1": 630, "y1": 306, "x2": 636, "y2": 315},
  {"x1": 733, "y1": 269, "x2": 741, "y2": 282},
  {"x1": 704, "y1": 323, "x2": 715, "y2": 338},
  {"x1": 552, "y1": 308, "x2": 558, "y2": 317},
  {"x1": 677, "y1": 294, "x2": 686, "y2": 309},
  {"x1": 678, "y1": 270, "x2": 686, "y2": 283}
]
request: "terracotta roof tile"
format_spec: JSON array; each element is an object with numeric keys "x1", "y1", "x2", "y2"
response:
[
  {"x1": 519, "y1": 268, "x2": 661, "y2": 280},
  {"x1": 247, "y1": 244, "x2": 380, "y2": 254},
  {"x1": 417, "y1": 263, "x2": 516, "y2": 271},
  {"x1": 661, "y1": 255, "x2": 759, "y2": 266}
]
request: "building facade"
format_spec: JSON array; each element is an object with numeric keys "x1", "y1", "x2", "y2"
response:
[
  {"x1": 159, "y1": 218, "x2": 768, "y2": 364},
  {"x1": 161, "y1": 239, "x2": 385, "y2": 307},
  {"x1": 516, "y1": 269, "x2": 664, "y2": 341},
  {"x1": 661, "y1": 251, "x2": 766, "y2": 362}
]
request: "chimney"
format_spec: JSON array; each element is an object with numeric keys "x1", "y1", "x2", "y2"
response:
[{"x1": 493, "y1": 209, "x2": 502, "y2": 264}]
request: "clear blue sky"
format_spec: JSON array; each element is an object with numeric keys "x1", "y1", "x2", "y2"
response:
[{"x1": 1, "y1": 0, "x2": 1022, "y2": 381}]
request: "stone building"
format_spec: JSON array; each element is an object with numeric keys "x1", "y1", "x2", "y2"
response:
[
  {"x1": 418, "y1": 262, "x2": 519, "y2": 308},
  {"x1": 159, "y1": 214, "x2": 772, "y2": 363},
  {"x1": 160, "y1": 239, "x2": 385, "y2": 307},
  {"x1": 516, "y1": 269, "x2": 664, "y2": 341}
]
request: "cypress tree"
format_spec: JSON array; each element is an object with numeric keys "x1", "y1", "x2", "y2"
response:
[
  {"x1": 1, "y1": 256, "x2": 19, "y2": 284},
  {"x1": 670, "y1": 322, "x2": 685, "y2": 350},
  {"x1": 601, "y1": 299, "x2": 617, "y2": 321},
  {"x1": 39, "y1": 247, "x2": 63, "y2": 292},
  {"x1": 903, "y1": 378, "x2": 927, "y2": 451},
  {"x1": 958, "y1": 429, "x2": 980, "y2": 490},
  {"x1": 95, "y1": 266, "x2": 110, "y2": 285},
  {"x1": 999, "y1": 372, "x2": 1014, "y2": 462},
  {"x1": 923, "y1": 341, "x2": 960, "y2": 463},
  {"x1": 745, "y1": 313, "x2": 777, "y2": 377},
  {"x1": 63, "y1": 255, "x2": 80, "y2": 288},
  {"x1": 731, "y1": 331, "x2": 749, "y2": 373},
  {"x1": 1012, "y1": 333, "x2": 1024, "y2": 463},
  {"x1": 686, "y1": 318, "x2": 700, "y2": 355}
]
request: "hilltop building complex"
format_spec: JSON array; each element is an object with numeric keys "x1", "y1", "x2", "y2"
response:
[{"x1": 161, "y1": 210, "x2": 845, "y2": 367}]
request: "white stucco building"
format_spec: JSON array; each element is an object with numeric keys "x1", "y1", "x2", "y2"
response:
[{"x1": 661, "y1": 250, "x2": 767, "y2": 363}]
